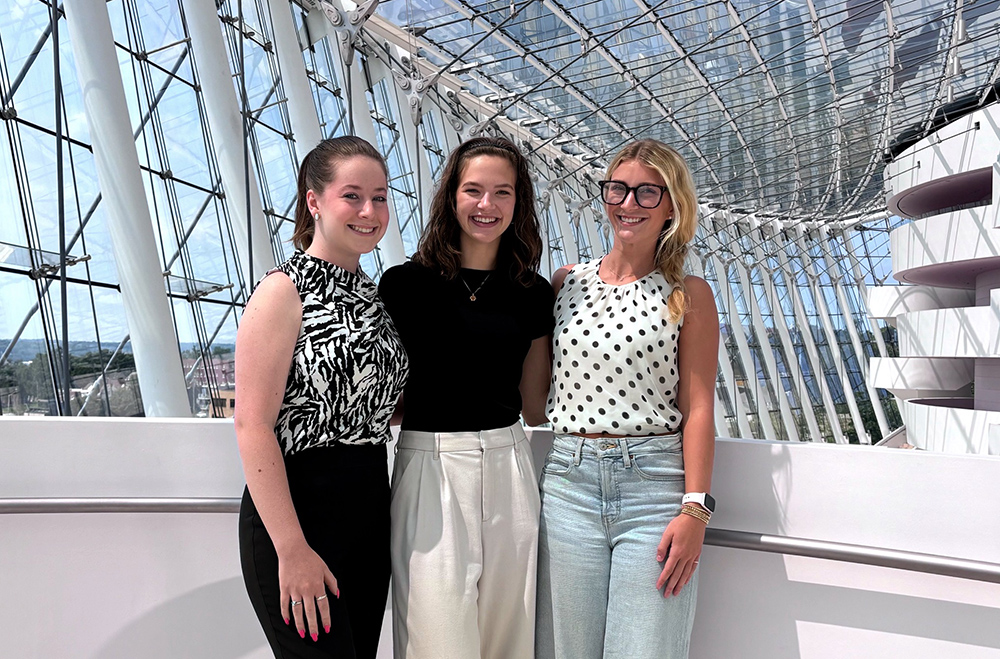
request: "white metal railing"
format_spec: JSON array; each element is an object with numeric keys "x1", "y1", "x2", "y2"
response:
[{"x1": 4, "y1": 496, "x2": 999, "y2": 585}]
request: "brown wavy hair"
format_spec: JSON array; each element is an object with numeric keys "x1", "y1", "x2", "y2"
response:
[
  {"x1": 605, "y1": 139, "x2": 698, "y2": 323},
  {"x1": 292, "y1": 136, "x2": 389, "y2": 251},
  {"x1": 412, "y1": 136, "x2": 542, "y2": 286}
]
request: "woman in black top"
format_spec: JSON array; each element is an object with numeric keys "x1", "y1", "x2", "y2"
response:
[
  {"x1": 236, "y1": 136, "x2": 408, "y2": 658},
  {"x1": 379, "y1": 136, "x2": 552, "y2": 659}
]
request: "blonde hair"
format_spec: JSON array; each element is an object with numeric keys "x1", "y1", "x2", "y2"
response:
[{"x1": 605, "y1": 139, "x2": 698, "y2": 323}]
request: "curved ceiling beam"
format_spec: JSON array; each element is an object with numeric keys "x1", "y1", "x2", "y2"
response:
[
  {"x1": 438, "y1": 0, "x2": 632, "y2": 141},
  {"x1": 539, "y1": 0, "x2": 727, "y2": 195},
  {"x1": 838, "y1": 2, "x2": 895, "y2": 217},
  {"x1": 631, "y1": 0, "x2": 765, "y2": 208},
  {"x1": 359, "y1": 14, "x2": 593, "y2": 169},
  {"x1": 721, "y1": 0, "x2": 804, "y2": 209},
  {"x1": 804, "y1": 0, "x2": 846, "y2": 217},
  {"x1": 436, "y1": 0, "x2": 726, "y2": 195}
]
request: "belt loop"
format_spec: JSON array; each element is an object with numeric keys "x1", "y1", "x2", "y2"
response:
[
  {"x1": 510, "y1": 426, "x2": 519, "y2": 453},
  {"x1": 573, "y1": 437, "x2": 585, "y2": 466},
  {"x1": 433, "y1": 434, "x2": 441, "y2": 461},
  {"x1": 621, "y1": 438, "x2": 632, "y2": 468}
]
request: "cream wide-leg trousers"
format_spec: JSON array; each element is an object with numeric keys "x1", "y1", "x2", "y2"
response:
[{"x1": 390, "y1": 422, "x2": 541, "y2": 659}]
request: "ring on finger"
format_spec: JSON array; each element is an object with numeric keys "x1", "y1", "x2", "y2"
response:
[
  {"x1": 291, "y1": 600, "x2": 303, "y2": 606},
  {"x1": 316, "y1": 594, "x2": 328, "y2": 602}
]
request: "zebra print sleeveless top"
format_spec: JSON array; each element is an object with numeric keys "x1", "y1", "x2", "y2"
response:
[{"x1": 269, "y1": 251, "x2": 408, "y2": 455}]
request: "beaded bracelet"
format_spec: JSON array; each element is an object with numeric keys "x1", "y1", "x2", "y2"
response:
[{"x1": 680, "y1": 503, "x2": 711, "y2": 525}]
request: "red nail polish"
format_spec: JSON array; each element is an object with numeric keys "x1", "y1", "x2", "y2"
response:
[
  {"x1": 283, "y1": 617, "x2": 289, "y2": 625},
  {"x1": 335, "y1": 589, "x2": 340, "y2": 599},
  {"x1": 298, "y1": 629, "x2": 305, "y2": 639},
  {"x1": 324, "y1": 625, "x2": 331, "y2": 634},
  {"x1": 311, "y1": 633, "x2": 318, "y2": 642}
]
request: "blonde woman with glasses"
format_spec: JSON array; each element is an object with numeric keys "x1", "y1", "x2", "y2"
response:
[{"x1": 536, "y1": 139, "x2": 720, "y2": 659}]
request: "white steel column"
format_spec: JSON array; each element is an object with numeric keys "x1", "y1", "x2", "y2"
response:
[
  {"x1": 782, "y1": 263, "x2": 846, "y2": 443},
  {"x1": 774, "y1": 229, "x2": 846, "y2": 443},
  {"x1": 583, "y1": 206, "x2": 606, "y2": 259},
  {"x1": 733, "y1": 259, "x2": 800, "y2": 441},
  {"x1": 821, "y1": 229, "x2": 890, "y2": 437},
  {"x1": 182, "y1": 0, "x2": 275, "y2": 285},
  {"x1": 387, "y1": 75, "x2": 435, "y2": 226},
  {"x1": 536, "y1": 175, "x2": 555, "y2": 280},
  {"x1": 267, "y1": 0, "x2": 323, "y2": 162},
  {"x1": 540, "y1": 208, "x2": 553, "y2": 280},
  {"x1": 440, "y1": 111, "x2": 463, "y2": 152},
  {"x1": 845, "y1": 233, "x2": 901, "y2": 422},
  {"x1": 722, "y1": 258, "x2": 777, "y2": 439},
  {"x1": 706, "y1": 250, "x2": 767, "y2": 439},
  {"x1": 753, "y1": 225, "x2": 823, "y2": 442},
  {"x1": 795, "y1": 233, "x2": 868, "y2": 443},
  {"x1": 64, "y1": 0, "x2": 190, "y2": 417},
  {"x1": 551, "y1": 188, "x2": 579, "y2": 264},
  {"x1": 340, "y1": 58, "x2": 406, "y2": 266},
  {"x1": 690, "y1": 252, "x2": 737, "y2": 437},
  {"x1": 778, "y1": 231, "x2": 845, "y2": 443}
]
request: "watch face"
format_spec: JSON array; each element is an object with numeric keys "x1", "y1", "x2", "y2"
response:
[{"x1": 704, "y1": 493, "x2": 716, "y2": 513}]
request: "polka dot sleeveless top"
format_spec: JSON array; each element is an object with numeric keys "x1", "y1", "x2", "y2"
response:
[{"x1": 546, "y1": 257, "x2": 683, "y2": 436}]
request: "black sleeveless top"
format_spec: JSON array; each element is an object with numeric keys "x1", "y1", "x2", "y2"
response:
[
  {"x1": 378, "y1": 261, "x2": 554, "y2": 432},
  {"x1": 267, "y1": 251, "x2": 409, "y2": 455}
]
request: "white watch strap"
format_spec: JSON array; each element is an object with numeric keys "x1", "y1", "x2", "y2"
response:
[{"x1": 682, "y1": 493, "x2": 705, "y2": 506}]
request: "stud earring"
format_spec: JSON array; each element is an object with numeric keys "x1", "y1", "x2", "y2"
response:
[{"x1": 314, "y1": 213, "x2": 320, "y2": 222}]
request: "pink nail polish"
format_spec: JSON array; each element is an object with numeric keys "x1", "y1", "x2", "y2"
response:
[
  {"x1": 311, "y1": 633, "x2": 318, "y2": 642},
  {"x1": 298, "y1": 629, "x2": 305, "y2": 639},
  {"x1": 335, "y1": 589, "x2": 340, "y2": 599},
  {"x1": 324, "y1": 625, "x2": 331, "y2": 634},
  {"x1": 283, "y1": 617, "x2": 289, "y2": 625}
]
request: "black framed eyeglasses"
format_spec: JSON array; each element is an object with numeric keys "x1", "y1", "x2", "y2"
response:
[{"x1": 598, "y1": 180, "x2": 669, "y2": 209}]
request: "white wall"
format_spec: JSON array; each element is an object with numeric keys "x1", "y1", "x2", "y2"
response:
[
  {"x1": 696, "y1": 437, "x2": 1000, "y2": 658},
  {"x1": 2, "y1": 418, "x2": 1000, "y2": 658}
]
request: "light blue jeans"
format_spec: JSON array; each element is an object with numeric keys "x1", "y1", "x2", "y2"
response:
[{"x1": 536, "y1": 432, "x2": 698, "y2": 659}]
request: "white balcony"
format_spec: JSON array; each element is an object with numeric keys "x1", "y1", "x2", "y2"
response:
[
  {"x1": 885, "y1": 105, "x2": 1000, "y2": 201},
  {"x1": 866, "y1": 286, "x2": 975, "y2": 325},
  {"x1": 2, "y1": 418, "x2": 999, "y2": 658},
  {"x1": 868, "y1": 356, "x2": 973, "y2": 399}
]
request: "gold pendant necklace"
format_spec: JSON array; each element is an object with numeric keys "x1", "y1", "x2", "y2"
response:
[{"x1": 459, "y1": 272, "x2": 491, "y2": 301}]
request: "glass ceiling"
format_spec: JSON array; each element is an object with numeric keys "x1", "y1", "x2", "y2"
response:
[{"x1": 375, "y1": 0, "x2": 1000, "y2": 224}]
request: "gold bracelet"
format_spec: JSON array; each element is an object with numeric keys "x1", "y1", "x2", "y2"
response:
[
  {"x1": 681, "y1": 509, "x2": 710, "y2": 525},
  {"x1": 680, "y1": 505, "x2": 710, "y2": 525},
  {"x1": 680, "y1": 508, "x2": 709, "y2": 524},
  {"x1": 681, "y1": 504, "x2": 710, "y2": 519}
]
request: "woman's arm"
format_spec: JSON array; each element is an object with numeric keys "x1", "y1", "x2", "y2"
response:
[
  {"x1": 389, "y1": 393, "x2": 404, "y2": 427},
  {"x1": 551, "y1": 264, "x2": 574, "y2": 296},
  {"x1": 520, "y1": 264, "x2": 573, "y2": 426},
  {"x1": 234, "y1": 273, "x2": 337, "y2": 641},
  {"x1": 520, "y1": 336, "x2": 551, "y2": 426},
  {"x1": 655, "y1": 275, "x2": 720, "y2": 596}
]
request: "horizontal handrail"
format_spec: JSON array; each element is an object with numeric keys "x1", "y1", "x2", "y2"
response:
[
  {"x1": 705, "y1": 528, "x2": 1000, "y2": 585},
  {"x1": 0, "y1": 497, "x2": 241, "y2": 514},
  {"x1": 4, "y1": 498, "x2": 999, "y2": 585}
]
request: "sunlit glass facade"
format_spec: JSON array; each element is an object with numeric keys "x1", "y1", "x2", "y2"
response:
[{"x1": 2, "y1": 0, "x2": 998, "y2": 444}]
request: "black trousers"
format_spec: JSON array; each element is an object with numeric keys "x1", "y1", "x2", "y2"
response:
[{"x1": 240, "y1": 442, "x2": 391, "y2": 659}]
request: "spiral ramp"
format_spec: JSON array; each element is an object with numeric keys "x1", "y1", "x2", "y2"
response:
[{"x1": 869, "y1": 104, "x2": 1000, "y2": 454}]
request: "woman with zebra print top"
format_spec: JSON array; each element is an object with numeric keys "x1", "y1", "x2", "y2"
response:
[{"x1": 236, "y1": 136, "x2": 408, "y2": 659}]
